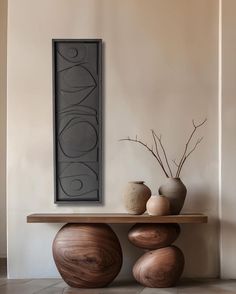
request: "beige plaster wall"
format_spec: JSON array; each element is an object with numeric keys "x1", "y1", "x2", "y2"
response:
[
  {"x1": 7, "y1": 0, "x2": 219, "y2": 278},
  {"x1": 0, "y1": 0, "x2": 7, "y2": 258},
  {"x1": 221, "y1": 0, "x2": 236, "y2": 279}
]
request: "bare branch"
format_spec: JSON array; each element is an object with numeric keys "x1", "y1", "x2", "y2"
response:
[
  {"x1": 119, "y1": 118, "x2": 207, "y2": 179},
  {"x1": 177, "y1": 137, "x2": 203, "y2": 177},
  {"x1": 176, "y1": 118, "x2": 207, "y2": 177},
  {"x1": 172, "y1": 159, "x2": 179, "y2": 168},
  {"x1": 151, "y1": 130, "x2": 170, "y2": 176},
  {"x1": 172, "y1": 159, "x2": 180, "y2": 175},
  {"x1": 120, "y1": 137, "x2": 169, "y2": 177},
  {"x1": 152, "y1": 130, "x2": 173, "y2": 177},
  {"x1": 186, "y1": 137, "x2": 203, "y2": 158},
  {"x1": 151, "y1": 130, "x2": 164, "y2": 164}
]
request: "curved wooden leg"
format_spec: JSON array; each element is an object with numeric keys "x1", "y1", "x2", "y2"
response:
[
  {"x1": 53, "y1": 223, "x2": 123, "y2": 288},
  {"x1": 128, "y1": 223, "x2": 184, "y2": 288}
]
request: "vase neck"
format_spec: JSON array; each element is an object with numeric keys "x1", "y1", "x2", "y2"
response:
[
  {"x1": 129, "y1": 181, "x2": 144, "y2": 184},
  {"x1": 167, "y1": 177, "x2": 181, "y2": 181}
]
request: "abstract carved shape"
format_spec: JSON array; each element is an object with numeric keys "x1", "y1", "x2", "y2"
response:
[
  {"x1": 128, "y1": 223, "x2": 180, "y2": 249},
  {"x1": 58, "y1": 162, "x2": 98, "y2": 198},
  {"x1": 133, "y1": 246, "x2": 184, "y2": 288},
  {"x1": 58, "y1": 44, "x2": 87, "y2": 63},
  {"x1": 60, "y1": 64, "x2": 96, "y2": 94},
  {"x1": 53, "y1": 224, "x2": 123, "y2": 288},
  {"x1": 59, "y1": 119, "x2": 98, "y2": 158}
]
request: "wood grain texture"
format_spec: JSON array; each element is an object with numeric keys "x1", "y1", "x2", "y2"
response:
[
  {"x1": 27, "y1": 213, "x2": 207, "y2": 224},
  {"x1": 133, "y1": 246, "x2": 184, "y2": 288},
  {"x1": 128, "y1": 223, "x2": 180, "y2": 249},
  {"x1": 53, "y1": 224, "x2": 122, "y2": 288}
]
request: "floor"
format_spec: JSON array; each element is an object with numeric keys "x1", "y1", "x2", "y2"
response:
[{"x1": 1, "y1": 259, "x2": 236, "y2": 294}]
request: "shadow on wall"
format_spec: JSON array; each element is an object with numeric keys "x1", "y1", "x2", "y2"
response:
[
  {"x1": 184, "y1": 184, "x2": 214, "y2": 212},
  {"x1": 177, "y1": 186, "x2": 219, "y2": 278},
  {"x1": 111, "y1": 224, "x2": 142, "y2": 280}
]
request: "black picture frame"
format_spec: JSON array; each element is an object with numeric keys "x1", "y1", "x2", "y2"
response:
[{"x1": 52, "y1": 39, "x2": 102, "y2": 203}]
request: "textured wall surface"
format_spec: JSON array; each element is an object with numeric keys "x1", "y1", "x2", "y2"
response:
[
  {"x1": 0, "y1": 0, "x2": 7, "y2": 258},
  {"x1": 7, "y1": 0, "x2": 219, "y2": 278},
  {"x1": 221, "y1": 0, "x2": 236, "y2": 279}
]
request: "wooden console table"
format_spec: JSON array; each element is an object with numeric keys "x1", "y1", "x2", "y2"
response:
[{"x1": 27, "y1": 213, "x2": 207, "y2": 288}]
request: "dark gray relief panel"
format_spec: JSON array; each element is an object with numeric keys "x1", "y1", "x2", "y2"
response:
[{"x1": 53, "y1": 39, "x2": 102, "y2": 203}]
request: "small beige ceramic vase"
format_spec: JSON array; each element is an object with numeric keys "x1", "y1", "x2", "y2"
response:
[
  {"x1": 124, "y1": 181, "x2": 151, "y2": 215},
  {"x1": 146, "y1": 195, "x2": 170, "y2": 216}
]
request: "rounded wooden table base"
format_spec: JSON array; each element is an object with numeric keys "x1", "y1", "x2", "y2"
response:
[
  {"x1": 133, "y1": 246, "x2": 184, "y2": 288},
  {"x1": 128, "y1": 223, "x2": 180, "y2": 249},
  {"x1": 53, "y1": 223, "x2": 123, "y2": 288},
  {"x1": 129, "y1": 223, "x2": 184, "y2": 288}
]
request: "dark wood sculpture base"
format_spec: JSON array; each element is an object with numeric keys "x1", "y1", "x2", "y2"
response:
[
  {"x1": 128, "y1": 223, "x2": 185, "y2": 288},
  {"x1": 28, "y1": 214, "x2": 207, "y2": 289},
  {"x1": 53, "y1": 223, "x2": 122, "y2": 288}
]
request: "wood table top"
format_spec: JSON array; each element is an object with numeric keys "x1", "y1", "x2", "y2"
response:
[{"x1": 27, "y1": 213, "x2": 207, "y2": 224}]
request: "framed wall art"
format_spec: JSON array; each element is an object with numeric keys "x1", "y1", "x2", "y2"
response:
[{"x1": 52, "y1": 39, "x2": 102, "y2": 203}]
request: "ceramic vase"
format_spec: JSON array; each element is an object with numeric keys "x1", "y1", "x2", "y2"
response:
[
  {"x1": 124, "y1": 181, "x2": 151, "y2": 215},
  {"x1": 158, "y1": 178, "x2": 187, "y2": 215},
  {"x1": 146, "y1": 195, "x2": 170, "y2": 216}
]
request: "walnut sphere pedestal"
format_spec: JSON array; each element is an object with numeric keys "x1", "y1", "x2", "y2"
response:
[
  {"x1": 53, "y1": 223, "x2": 122, "y2": 288},
  {"x1": 27, "y1": 213, "x2": 207, "y2": 289}
]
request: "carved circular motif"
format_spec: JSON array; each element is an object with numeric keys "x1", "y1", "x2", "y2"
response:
[
  {"x1": 59, "y1": 120, "x2": 98, "y2": 158},
  {"x1": 58, "y1": 44, "x2": 87, "y2": 62},
  {"x1": 67, "y1": 47, "x2": 78, "y2": 58},
  {"x1": 70, "y1": 178, "x2": 83, "y2": 191},
  {"x1": 58, "y1": 162, "x2": 98, "y2": 198}
]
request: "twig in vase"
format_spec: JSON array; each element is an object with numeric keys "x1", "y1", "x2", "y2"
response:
[
  {"x1": 119, "y1": 137, "x2": 170, "y2": 177},
  {"x1": 120, "y1": 118, "x2": 207, "y2": 179},
  {"x1": 172, "y1": 159, "x2": 179, "y2": 168},
  {"x1": 175, "y1": 118, "x2": 207, "y2": 177},
  {"x1": 152, "y1": 130, "x2": 173, "y2": 178},
  {"x1": 151, "y1": 130, "x2": 165, "y2": 170}
]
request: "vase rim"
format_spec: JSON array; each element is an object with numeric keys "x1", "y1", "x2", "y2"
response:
[
  {"x1": 152, "y1": 194, "x2": 166, "y2": 197},
  {"x1": 129, "y1": 181, "x2": 144, "y2": 184}
]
